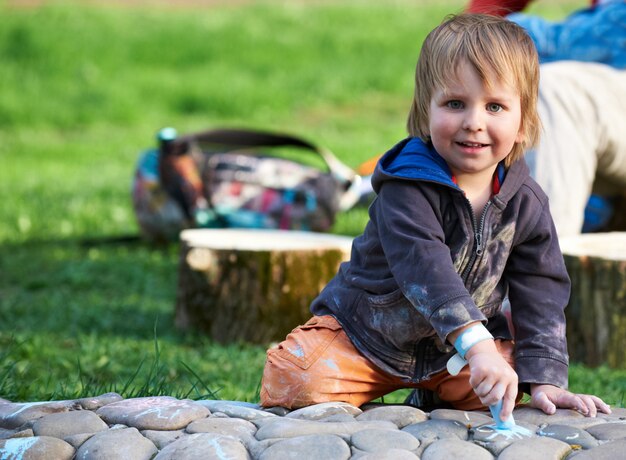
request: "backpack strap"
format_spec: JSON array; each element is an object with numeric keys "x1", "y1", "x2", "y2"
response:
[{"x1": 163, "y1": 127, "x2": 362, "y2": 211}]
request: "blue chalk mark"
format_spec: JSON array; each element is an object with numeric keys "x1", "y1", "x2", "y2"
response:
[
  {"x1": 322, "y1": 359, "x2": 339, "y2": 371},
  {"x1": 288, "y1": 344, "x2": 304, "y2": 358}
]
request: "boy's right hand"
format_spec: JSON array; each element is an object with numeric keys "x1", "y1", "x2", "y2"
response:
[{"x1": 465, "y1": 339, "x2": 519, "y2": 421}]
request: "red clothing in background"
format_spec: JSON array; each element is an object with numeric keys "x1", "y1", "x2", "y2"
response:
[
  {"x1": 466, "y1": 0, "x2": 531, "y2": 16},
  {"x1": 466, "y1": 0, "x2": 597, "y2": 17}
]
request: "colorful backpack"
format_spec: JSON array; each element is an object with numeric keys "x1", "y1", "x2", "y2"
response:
[{"x1": 132, "y1": 127, "x2": 362, "y2": 242}]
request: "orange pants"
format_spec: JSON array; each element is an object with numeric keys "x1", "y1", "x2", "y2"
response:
[{"x1": 260, "y1": 315, "x2": 517, "y2": 409}]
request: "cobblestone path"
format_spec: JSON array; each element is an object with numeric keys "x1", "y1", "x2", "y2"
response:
[{"x1": 1, "y1": 394, "x2": 625, "y2": 459}]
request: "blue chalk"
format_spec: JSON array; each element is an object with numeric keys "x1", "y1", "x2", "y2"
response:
[{"x1": 489, "y1": 400, "x2": 515, "y2": 430}]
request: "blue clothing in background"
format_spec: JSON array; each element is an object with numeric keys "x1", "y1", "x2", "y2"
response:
[{"x1": 509, "y1": 1, "x2": 626, "y2": 69}]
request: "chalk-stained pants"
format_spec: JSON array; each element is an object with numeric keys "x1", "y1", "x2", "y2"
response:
[{"x1": 260, "y1": 315, "x2": 516, "y2": 409}]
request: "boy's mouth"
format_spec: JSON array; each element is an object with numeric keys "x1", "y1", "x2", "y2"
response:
[{"x1": 457, "y1": 141, "x2": 488, "y2": 148}]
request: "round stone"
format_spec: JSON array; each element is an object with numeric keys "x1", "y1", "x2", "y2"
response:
[
  {"x1": 472, "y1": 423, "x2": 536, "y2": 443},
  {"x1": 356, "y1": 405, "x2": 428, "y2": 428},
  {"x1": 255, "y1": 417, "x2": 397, "y2": 440},
  {"x1": 552, "y1": 417, "x2": 606, "y2": 431},
  {"x1": 356, "y1": 448, "x2": 419, "y2": 459},
  {"x1": 421, "y1": 438, "x2": 494, "y2": 460},
  {"x1": 154, "y1": 432, "x2": 249, "y2": 460},
  {"x1": 75, "y1": 393, "x2": 123, "y2": 411},
  {"x1": 599, "y1": 407, "x2": 626, "y2": 421},
  {"x1": 32, "y1": 410, "x2": 108, "y2": 438},
  {"x1": 585, "y1": 422, "x2": 626, "y2": 441},
  {"x1": 258, "y1": 434, "x2": 350, "y2": 460},
  {"x1": 351, "y1": 428, "x2": 420, "y2": 453},
  {"x1": 317, "y1": 413, "x2": 358, "y2": 423},
  {"x1": 194, "y1": 401, "x2": 276, "y2": 421},
  {"x1": 570, "y1": 438, "x2": 626, "y2": 459},
  {"x1": 0, "y1": 436, "x2": 75, "y2": 460},
  {"x1": 512, "y1": 407, "x2": 584, "y2": 426},
  {"x1": 471, "y1": 423, "x2": 536, "y2": 457},
  {"x1": 0, "y1": 401, "x2": 77, "y2": 429},
  {"x1": 75, "y1": 427, "x2": 157, "y2": 460},
  {"x1": 402, "y1": 419, "x2": 469, "y2": 444},
  {"x1": 196, "y1": 400, "x2": 259, "y2": 411},
  {"x1": 186, "y1": 416, "x2": 257, "y2": 441},
  {"x1": 96, "y1": 396, "x2": 209, "y2": 431},
  {"x1": 429, "y1": 408, "x2": 493, "y2": 428},
  {"x1": 285, "y1": 402, "x2": 362, "y2": 420},
  {"x1": 498, "y1": 436, "x2": 571, "y2": 460},
  {"x1": 538, "y1": 424, "x2": 599, "y2": 449}
]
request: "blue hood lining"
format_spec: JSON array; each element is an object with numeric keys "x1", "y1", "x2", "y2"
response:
[{"x1": 381, "y1": 137, "x2": 457, "y2": 188}]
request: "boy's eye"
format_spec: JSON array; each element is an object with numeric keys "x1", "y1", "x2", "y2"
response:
[
  {"x1": 446, "y1": 100, "x2": 463, "y2": 109},
  {"x1": 487, "y1": 103, "x2": 503, "y2": 113}
]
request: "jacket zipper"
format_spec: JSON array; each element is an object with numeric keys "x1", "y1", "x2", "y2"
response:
[
  {"x1": 412, "y1": 198, "x2": 490, "y2": 382},
  {"x1": 461, "y1": 200, "x2": 492, "y2": 282}
]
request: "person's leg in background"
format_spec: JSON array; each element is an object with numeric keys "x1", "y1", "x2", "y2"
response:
[{"x1": 526, "y1": 61, "x2": 626, "y2": 237}]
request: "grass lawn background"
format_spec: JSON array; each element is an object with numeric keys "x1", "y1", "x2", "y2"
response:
[{"x1": 1, "y1": 0, "x2": 624, "y2": 405}]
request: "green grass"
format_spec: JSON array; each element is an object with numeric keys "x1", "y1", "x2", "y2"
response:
[{"x1": 1, "y1": 0, "x2": 622, "y2": 406}]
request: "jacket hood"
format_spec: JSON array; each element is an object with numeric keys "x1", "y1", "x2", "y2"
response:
[{"x1": 372, "y1": 137, "x2": 457, "y2": 193}]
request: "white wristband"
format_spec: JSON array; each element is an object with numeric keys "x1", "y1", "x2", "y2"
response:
[
  {"x1": 446, "y1": 353, "x2": 468, "y2": 376},
  {"x1": 453, "y1": 323, "x2": 493, "y2": 359}
]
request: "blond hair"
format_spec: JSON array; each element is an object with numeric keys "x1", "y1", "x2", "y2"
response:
[{"x1": 407, "y1": 14, "x2": 540, "y2": 166}]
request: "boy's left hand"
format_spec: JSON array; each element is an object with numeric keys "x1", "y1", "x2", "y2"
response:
[{"x1": 530, "y1": 384, "x2": 612, "y2": 417}]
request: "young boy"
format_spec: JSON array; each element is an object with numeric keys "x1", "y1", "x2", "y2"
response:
[{"x1": 260, "y1": 14, "x2": 611, "y2": 421}]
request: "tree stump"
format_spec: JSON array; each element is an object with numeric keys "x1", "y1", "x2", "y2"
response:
[
  {"x1": 560, "y1": 232, "x2": 626, "y2": 368},
  {"x1": 174, "y1": 229, "x2": 353, "y2": 345}
]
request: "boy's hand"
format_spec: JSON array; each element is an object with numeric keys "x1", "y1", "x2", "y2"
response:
[
  {"x1": 530, "y1": 384, "x2": 611, "y2": 417},
  {"x1": 465, "y1": 339, "x2": 518, "y2": 421}
]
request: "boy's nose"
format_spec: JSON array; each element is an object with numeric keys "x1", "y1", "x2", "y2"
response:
[{"x1": 462, "y1": 108, "x2": 485, "y2": 131}]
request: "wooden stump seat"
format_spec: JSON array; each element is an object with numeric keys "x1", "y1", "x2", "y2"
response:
[
  {"x1": 175, "y1": 228, "x2": 352, "y2": 344},
  {"x1": 560, "y1": 232, "x2": 626, "y2": 368}
]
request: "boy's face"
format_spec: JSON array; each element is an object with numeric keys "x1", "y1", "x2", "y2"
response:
[{"x1": 428, "y1": 60, "x2": 524, "y2": 180}]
